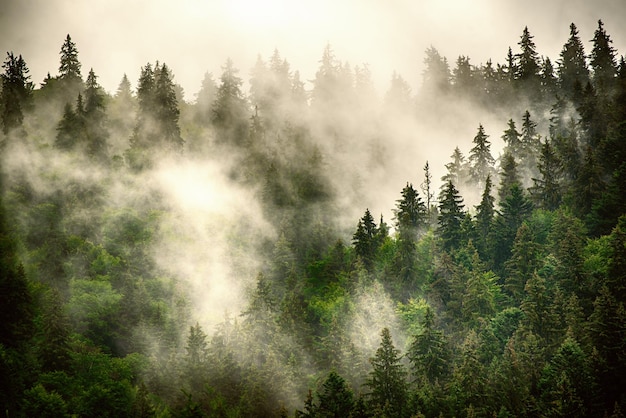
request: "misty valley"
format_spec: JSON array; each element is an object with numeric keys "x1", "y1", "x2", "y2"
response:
[{"x1": 2, "y1": 21, "x2": 626, "y2": 418}]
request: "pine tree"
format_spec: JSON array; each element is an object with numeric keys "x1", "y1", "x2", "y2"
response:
[
  {"x1": 468, "y1": 124, "x2": 495, "y2": 188},
  {"x1": 540, "y1": 56, "x2": 558, "y2": 98},
  {"x1": 558, "y1": 23, "x2": 589, "y2": 100},
  {"x1": 438, "y1": 180, "x2": 466, "y2": 251},
  {"x1": 366, "y1": 328, "x2": 409, "y2": 418},
  {"x1": 422, "y1": 46, "x2": 451, "y2": 96},
  {"x1": 0, "y1": 52, "x2": 32, "y2": 134}
]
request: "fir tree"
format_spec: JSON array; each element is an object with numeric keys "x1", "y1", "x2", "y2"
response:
[
  {"x1": 0, "y1": 52, "x2": 32, "y2": 134},
  {"x1": 558, "y1": 23, "x2": 589, "y2": 100},
  {"x1": 366, "y1": 328, "x2": 409, "y2": 418},
  {"x1": 58, "y1": 34, "x2": 82, "y2": 81},
  {"x1": 394, "y1": 182, "x2": 427, "y2": 240},
  {"x1": 352, "y1": 209, "x2": 378, "y2": 270},
  {"x1": 501, "y1": 118, "x2": 522, "y2": 158},
  {"x1": 438, "y1": 180, "x2": 466, "y2": 251},
  {"x1": 590, "y1": 20, "x2": 617, "y2": 95},
  {"x1": 530, "y1": 139, "x2": 562, "y2": 210},
  {"x1": 475, "y1": 174, "x2": 495, "y2": 257},
  {"x1": 468, "y1": 123, "x2": 495, "y2": 188}
]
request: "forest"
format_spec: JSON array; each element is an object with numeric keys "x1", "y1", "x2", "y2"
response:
[{"x1": 1, "y1": 20, "x2": 626, "y2": 417}]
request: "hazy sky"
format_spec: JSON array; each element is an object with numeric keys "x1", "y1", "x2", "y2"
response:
[{"x1": 1, "y1": 0, "x2": 625, "y2": 99}]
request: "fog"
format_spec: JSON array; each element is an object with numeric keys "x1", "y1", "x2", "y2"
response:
[{"x1": 2, "y1": 0, "x2": 625, "y2": 97}]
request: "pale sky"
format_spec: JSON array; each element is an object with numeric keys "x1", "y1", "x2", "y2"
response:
[{"x1": 1, "y1": 0, "x2": 625, "y2": 99}]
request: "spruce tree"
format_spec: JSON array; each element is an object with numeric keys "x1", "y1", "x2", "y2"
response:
[
  {"x1": 530, "y1": 139, "x2": 562, "y2": 210},
  {"x1": 515, "y1": 27, "x2": 541, "y2": 96},
  {"x1": 316, "y1": 371, "x2": 355, "y2": 417},
  {"x1": 558, "y1": 23, "x2": 589, "y2": 100},
  {"x1": 407, "y1": 307, "x2": 449, "y2": 385},
  {"x1": 498, "y1": 152, "x2": 521, "y2": 203},
  {"x1": 501, "y1": 119, "x2": 522, "y2": 158},
  {"x1": 366, "y1": 328, "x2": 409, "y2": 418},
  {"x1": 352, "y1": 209, "x2": 378, "y2": 270},
  {"x1": 468, "y1": 123, "x2": 495, "y2": 188},
  {"x1": 438, "y1": 180, "x2": 466, "y2": 251},
  {"x1": 58, "y1": 34, "x2": 82, "y2": 81},
  {"x1": 83, "y1": 68, "x2": 109, "y2": 159},
  {"x1": 394, "y1": 182, "x2": 427, "y2": 240},
  {"x1": 0, "y1": 52, "x2": 32, "y2": 134},
  {"x1": 590, "y1": 20, "x2": 617, "y2": 95},
  {"x1": 475, "y1": 174, "x2": 495, "y2": 257}
]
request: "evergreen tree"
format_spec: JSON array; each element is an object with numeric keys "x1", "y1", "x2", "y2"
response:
[
  {"x1": 468, "y1": 123, "x2": 495, "y2": 188},
  {"x1": 422, "y1": 46, "x2": 451, "y2": 96},
  {"x1": 316, "y1": 370, "x2": 354, "y2": 418},
  {"x1": 153, "y1": 63, "x2": 183, "y2": 151},
  {"x1": 58, "y1": 34, "x2": 82, "y2": 81},
  {"x1": 407, "y1": 307, "x2": 449, "y2": 385},
  {"x1": 515, "y1": 27, "x2": 541, "y2": 96},
  {"x1": 558, "y1": 23, "x2": 589, "y2": 100},
  {"x1": 530, "y1": 139, "x2": 562, "y2": 210},
  {"x1": 352, "y1": 209, "x2": 378, "y2": 269},
  {"x1": 421, "y1": 161, "x2": 435, "y2": 220},
  {"x1": 441, "y1": 146, "x2": 467, "y2": 189},
  {"x1": 475, "y1": 174, "x2": 495, "y2": 257},
  {"x1": 590, "y1": 20, "x2": 617, "y2": 95},
  {"x1": 212, "y1": 58, "x2": 249, "y2": 146},
  {"x1": 438, "y1": 180, "x2": 466, "y2": 251},
  {"x1": 498, "y1": 152, "x2": 521, "y2": 204},
  {"x1": 520, "y1": 110, "x2": 541, "y2": 180},
  {"x1": 501, "y1": 118, "x2": 522, "y2": 158},
  {"x1": 366, "y1": 328, "x2": 409, "y2": 418},
  {"x1": 492, "y1": 184, "x2": 534, "y2": 271},
  {"x1": 0, "y1": 52, "x2": 32, "y2": 134},
  {"x1": 540, "y1": 56, "x2": 558, "y2": 98},
  {"x1": 394, "y1": 182, "x2": 427, "y2": 240},
  {"x1": 83, "y1": 68, "x2": 109, "y2": 159},
  {"x1": 504, "y1": 223, "x2": 541, "y2": 305}
]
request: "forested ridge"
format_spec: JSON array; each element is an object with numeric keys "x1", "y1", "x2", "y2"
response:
[{"x1": 1, "y1": 21, "x2": 626, "y2": 417}]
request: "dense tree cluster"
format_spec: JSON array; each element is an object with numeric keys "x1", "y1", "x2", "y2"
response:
[{"x1": 1, "y1": 21, "x2": 626, "y2": 417}]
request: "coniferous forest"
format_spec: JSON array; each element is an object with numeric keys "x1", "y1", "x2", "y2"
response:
[{"x1": 2, "y1": 21, "x2": 626, "y2": 417}]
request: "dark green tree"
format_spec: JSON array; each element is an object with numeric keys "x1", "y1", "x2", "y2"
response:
[
  {"x1": 316, "y1": 370, "x2": 354, "y2": 418},
  {"x1": 515, "y1": 27, "x2": 541, "y2": 96},
  {"x1": 437, "y1": 180, "x2": 466, "y2": 251},
  {"x1": 58, "y1": 34, "x2": 82, "y2": 81},
  {"x1": 1, "y1": 52, "x2": 32, "y2": 134},
  {"x1": 498, "y1": 152, "x2": 521, "y2": 204},
  {"x1": 153, "y1": 63, "x2": 183, "y2": 151},
  {"x1": 540, "y1": 56, "x2": 558, "y2": 98},
  {"x1": 468, "y1": 124, "x2": 495, "y2": 188},
  {"x1": 590, "y1": 20, "x2": 617, "y2": 95},
  {"x1": 55, "y1": 93, "x2": 85, "y2": 150},
  {"x1": 366, "y1": 328, "x2": 409, "y2": 418},
  {"x1": 352, "y1": 209, "x2": 379, "y2": 270},
  {"x1": 83, "y1": 68, "x2": 109, "y2": 159},
  {"x1": 520, "y1": 110, "x2": 541, "y2": 180},
  {"x1": 504, "y1": 223, "x2": 541, "y2": 304},
  {"x1": 558, "y1": 23, "x2": 589, "y2": 100},
  {"x1": 421, "y1": 46, "x2": 451, "y2": 96},
  {"x1": 474, "y1": 174, "x2": 495, "y2": 257},
  {"x1": 407, "y1": 307, "x2": 450, "y2": 385},
  {"x1": 394, "y1": 182, "x2": 427, "y2": 240},
  {"x1": 530, "y1": 139, "x2": 563, "y2": 210},
  {"x1": 492, "y1": 184, "x2": 534, "y2": 271}
]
